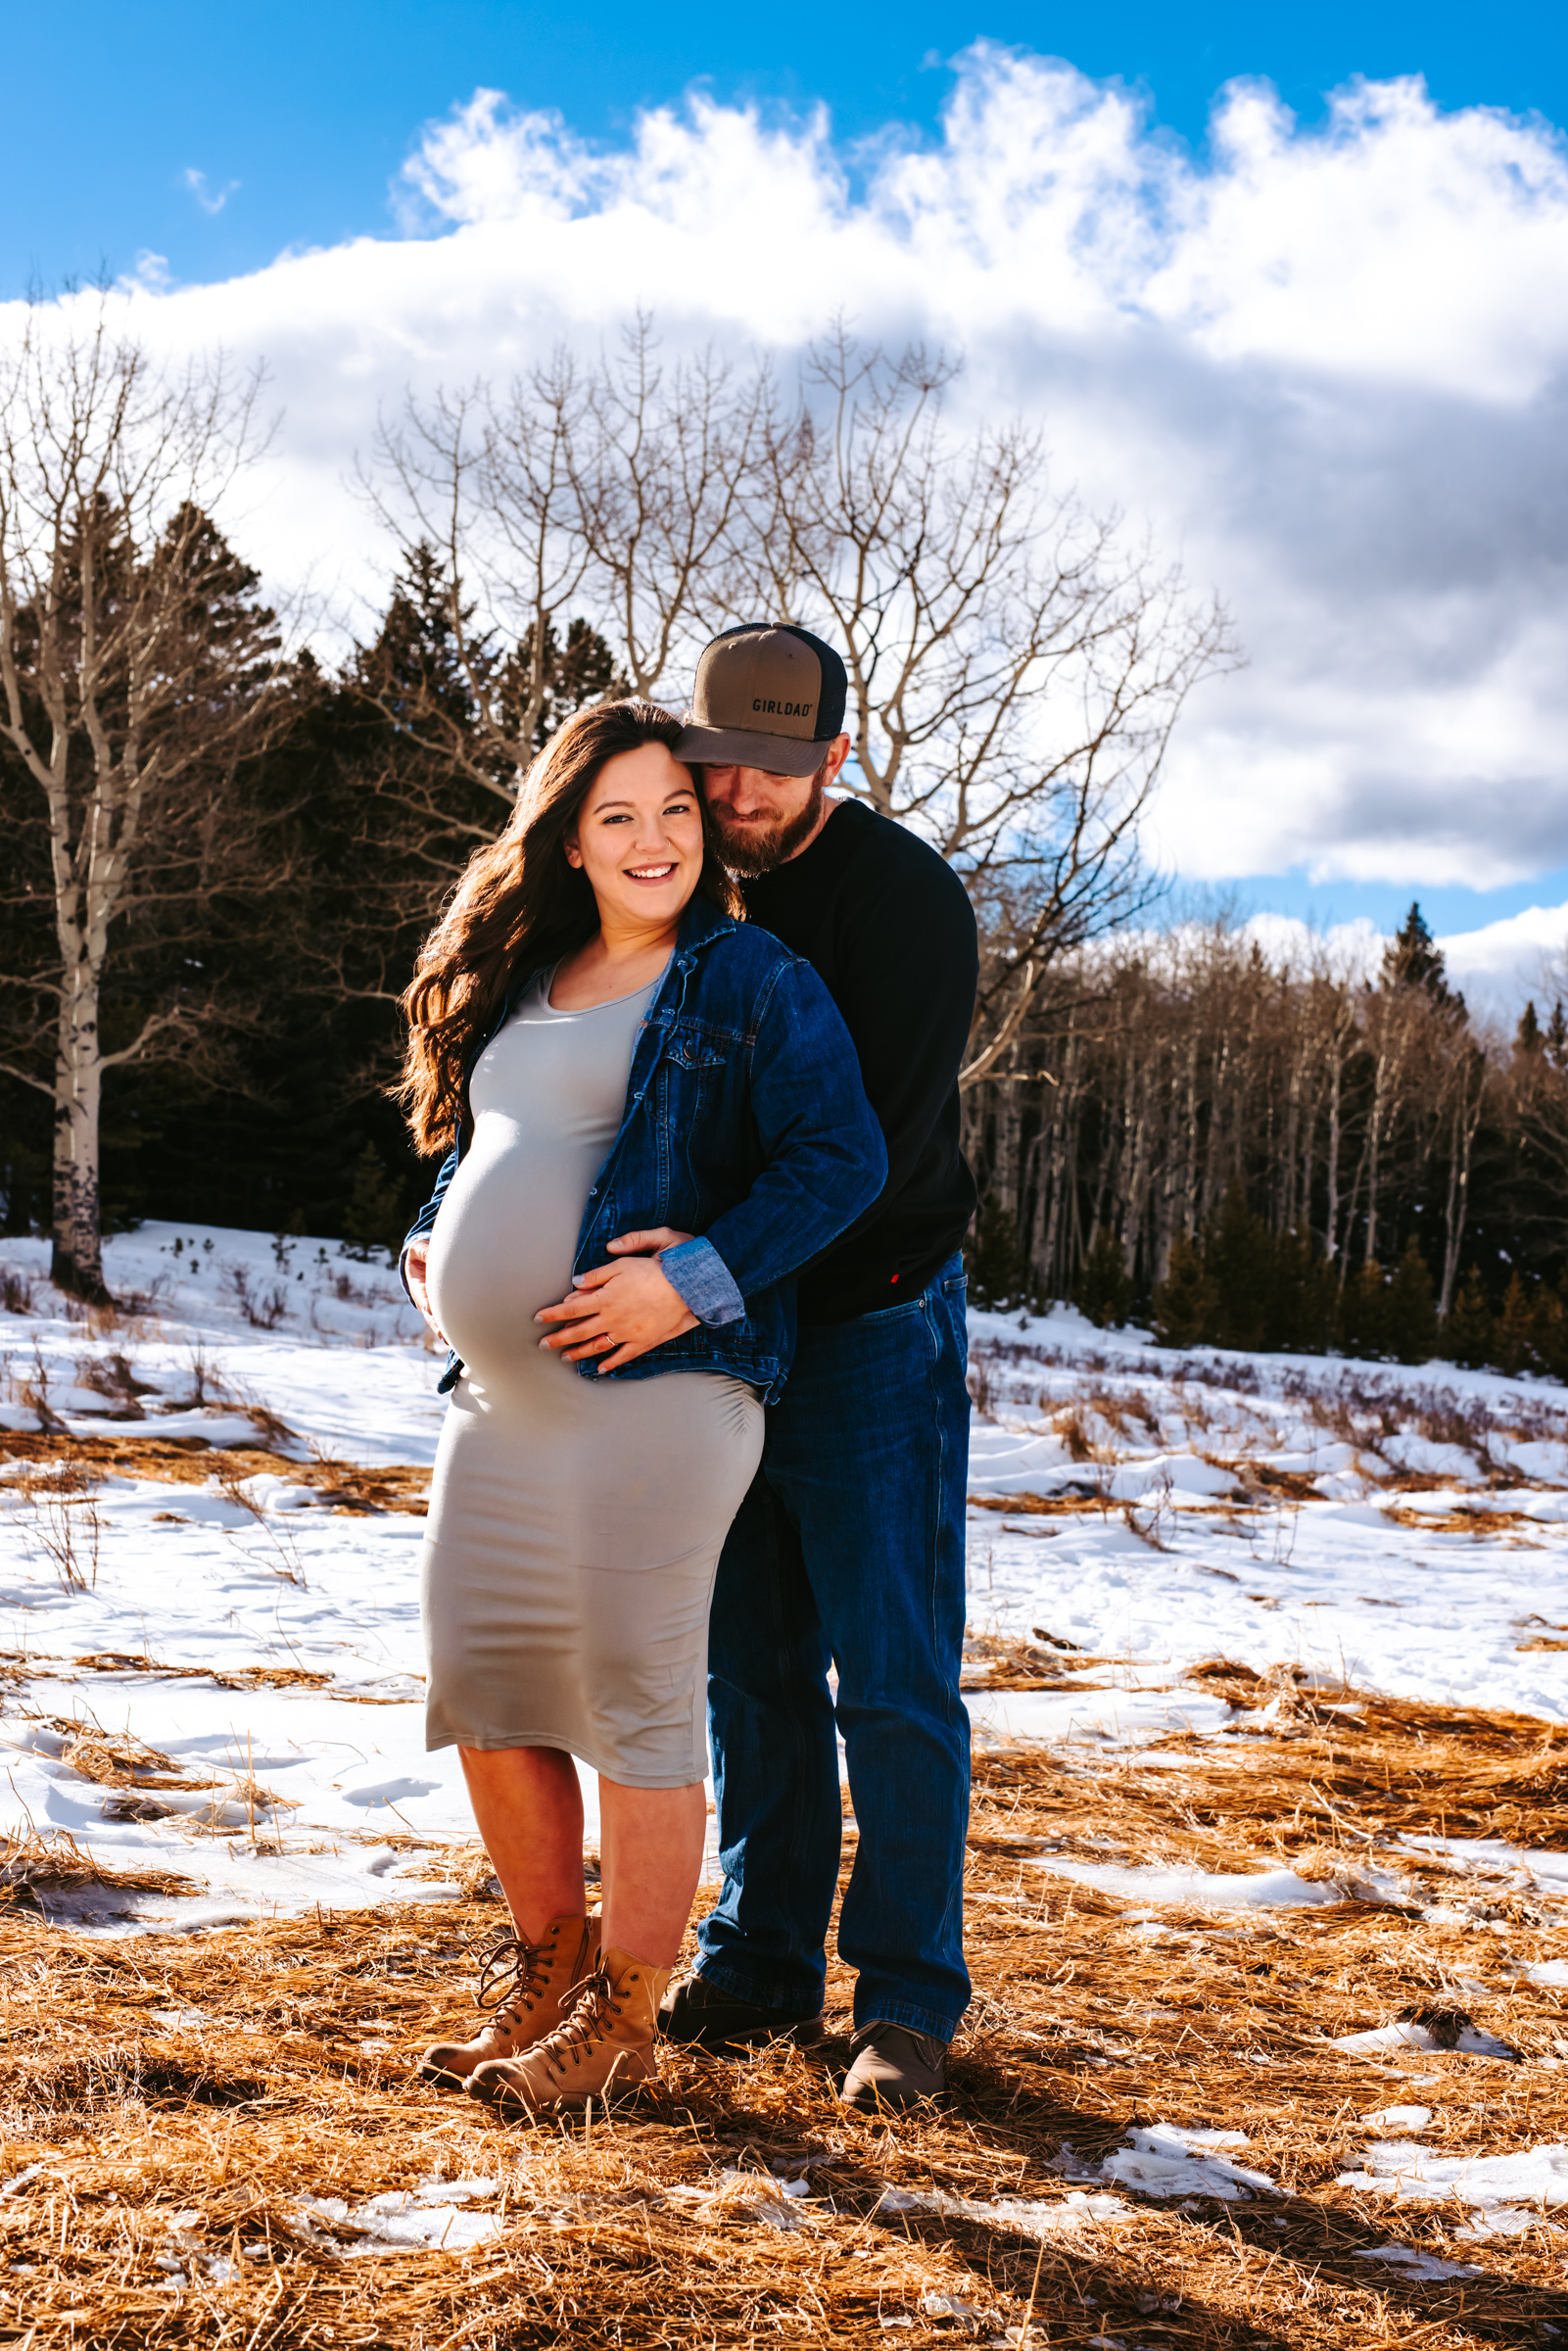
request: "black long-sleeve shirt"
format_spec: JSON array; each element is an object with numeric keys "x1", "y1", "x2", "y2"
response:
[{"x1": 741, "y1": 797, "x2": 978, "y2": 1322}]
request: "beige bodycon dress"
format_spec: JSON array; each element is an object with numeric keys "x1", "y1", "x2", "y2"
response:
[{"x1": 420, "y1": 968, "x2": 765, "y2": 1787}]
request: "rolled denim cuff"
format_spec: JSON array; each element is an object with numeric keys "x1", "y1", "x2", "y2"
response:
[{"x1": 659, "y1": 1236, "x2": 745, "y2": 1326}]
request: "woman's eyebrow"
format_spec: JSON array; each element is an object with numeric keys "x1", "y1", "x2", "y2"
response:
[{"x1": 593, "y1": 792, "x2": 693, "y2": 816}]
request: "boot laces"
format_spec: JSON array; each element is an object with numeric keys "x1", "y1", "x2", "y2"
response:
[
  {"x1": 476, "y1": 1930, "x2": 555, "y2": 2025},
  {"x1": 539, "y1": 1965, "x2": 622, "y2": 2071}
]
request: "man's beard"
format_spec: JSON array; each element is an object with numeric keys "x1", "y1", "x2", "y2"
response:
[{"x1": 706, "y1": 775, "x2": 826, "y2": 878}]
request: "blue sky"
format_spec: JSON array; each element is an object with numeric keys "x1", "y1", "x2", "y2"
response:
[
  {"x1": 9, "y1": 0, "x2": 1563, "y2": 299},
  {"x1": 8, "y1": 3, "x2": 1567, "y2": 967}
]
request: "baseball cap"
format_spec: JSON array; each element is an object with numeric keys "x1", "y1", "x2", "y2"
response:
[{"x1": 676, "y1": 623, "x2": 848, "y2": 778}]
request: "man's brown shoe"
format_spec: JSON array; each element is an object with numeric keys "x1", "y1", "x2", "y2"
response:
[
  {"x1": 466, "y1": 1947, "x2": 672, "y2": 2114},
  {"x1": 419, "y1": 1912, "x2": 598, "y2": 2088},
  {"x1": 658, "y1": 1970, "x2": 825, "y2": 2053},
  {"x1": 840, "y1": 2021, "x2": 948, "y2": 2111}
]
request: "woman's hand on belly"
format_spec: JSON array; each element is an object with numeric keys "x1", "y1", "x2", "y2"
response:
[
  {"x1": 535, "y1": 1254, "x2": 699, "y2": 1371},
  {"x1": 404, "y1": 1238, "x2": 449, "y2": 1346}
]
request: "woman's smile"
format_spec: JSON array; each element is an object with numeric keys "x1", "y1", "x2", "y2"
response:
[{"x1": 559, "y1": 742, "x2": 705, "y2": 942}]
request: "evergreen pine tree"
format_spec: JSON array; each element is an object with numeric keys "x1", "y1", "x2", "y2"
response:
[
  {"x1": 1528, "y1": 1282, "x2": 1568, "y2": 1381},
  {"x1": 1270, "y1": 1226, "x2": 1339, "y2": 1353},
  {"x1": 1204, "y1": 1181, "x2": 1273, "y2": 1352},
  {"x1": 1516, "y1": 1000, "x2": 1543, "y2": 1056},
  {"x1": 1547, "y1": 1000, "x2": 1568, "y2": 1072},
  {"x1": 1153, "y1": 1232, "x2": 1218, "y2": 1348},
  {"x1": 967, "y1": 1196, "x2": 1025, "y2": 1309},
  {"x1": 1384, "y1": 1238, "x2": 1440, "y2": 1365},
  {"x1": 340, "y1": 1145, "x2": 407, "y2": 1263},
  {"x1": 1341, "y1": 1261, "x2": 1390, "y2": 1361},
  {"x1": 1493, "y1": 1272, "x2": 1538, "y2": 1376},
  {"x1": 509, "y1": 616, "x2": 629, "y2": 749},
  {"x1": 1380, "y1": 901, "x2": 1463, "y2": 1014},
  {"x1": 1442, "y1": 1268, "x2": 1493, "y2": 1368},
  {"x1": 1075, "y1": 1224, "x2": 1134, "y2": 1329}
]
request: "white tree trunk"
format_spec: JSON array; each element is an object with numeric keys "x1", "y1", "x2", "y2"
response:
[{"x1": 51, "y1": 963, "x2": 108, "y2": 1300}]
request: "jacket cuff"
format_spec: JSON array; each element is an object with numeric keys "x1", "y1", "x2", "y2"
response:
[{"x1": 659, "y1": 1236, "x2": 745, "y2": 1326}]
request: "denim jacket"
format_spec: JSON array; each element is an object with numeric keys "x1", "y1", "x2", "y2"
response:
[{"x1": 402, "y1": 895, "x2": 887, "y2": 1405}]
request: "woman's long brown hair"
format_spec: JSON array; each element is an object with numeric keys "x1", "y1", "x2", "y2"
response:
[{"x1": 397, "y1": 698, "x2": 741, "y2": 1155}]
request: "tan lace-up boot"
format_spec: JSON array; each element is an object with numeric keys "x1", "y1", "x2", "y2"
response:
[
  {"x1": 465, "y1": 1946, "x2": 672, "y2": 2114},
  {"x1": 419, "y1": 1912, "x2": 598, "y2": 2087}
]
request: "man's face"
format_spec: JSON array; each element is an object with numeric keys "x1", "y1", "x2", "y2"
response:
[{"x1": 701, "y1": 738, "x2": 849, "y2": 876}]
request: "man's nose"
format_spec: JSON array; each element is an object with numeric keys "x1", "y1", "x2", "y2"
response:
[{"x1": 712, "y1": 768, "x2": 766, "y2": 812}]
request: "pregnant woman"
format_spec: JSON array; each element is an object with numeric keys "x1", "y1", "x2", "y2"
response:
[{"x1": 398, "y1": 698, "x2": 884, "y2": 2114}]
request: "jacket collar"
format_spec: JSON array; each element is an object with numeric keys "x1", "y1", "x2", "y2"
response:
[
  {"x1": 673, "y1": 892, "x2": 737, "y2": 960},
  {"x1": 494, "y1": 891, "x2": 734, "y2": 1036},
  {"x1": 459, "y1": 890, "x2": 738, "y2": 1139}
]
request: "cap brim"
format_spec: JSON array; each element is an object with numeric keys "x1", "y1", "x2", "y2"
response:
[{"x1": 675, "y1": 723, "x2": 828, "y2": 779}]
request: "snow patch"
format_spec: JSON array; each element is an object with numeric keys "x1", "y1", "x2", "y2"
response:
[
  {"x1": 1354, "y1": 2244, "x2": 1483, "y2": 2281},
  {"x1": 1055, "y1": 2126, "x2": 1276, "y2": 2203},
  {"x1": 288, "y1": 2179, "x2": 501, "y2": 2256},
  {"x1": 878, "y1": 2184, "x2": 1133, "y2": 2236},
  {"x1": 1336, "y1": 2140, "x2": 1568, "y2": 2208},
  {"x1": 1331, "y1": 2021, "x2": 1520, "y2": 2060},
  {"x1": 1033, "y1": 1857, "x2": 1399, "y2": 1910}
]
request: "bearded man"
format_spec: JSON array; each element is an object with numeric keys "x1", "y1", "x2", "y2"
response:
[{"x1": 656, "y1": 623, "x2": 978, "y2": 2108}]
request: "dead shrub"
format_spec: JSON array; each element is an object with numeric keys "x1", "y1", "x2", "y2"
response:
[
  {"x1": 227, "y1": 1264, "x2": 288, "y2": 1329},
  {"x1": 0, "y1": 1829, "x2": 198, "y2": 1913},
  {"x1": 18, "y1": 1340, "x2": 67, "y2": 1432},
  {"x1": 73, "y1": 1349, "x2": 156, "y2": 1417},
  {"x1": 178, "y1": 1342, "x2": 230, "y2": 1408},
  {"x1": 15, "y1": 1455, "x2": 102, "y2": 1590},
  {"x1": 1054, "y1": 1406, "x2": 1096, "y2": 1462},
  {"x1": 966, "y1": 1353, "x2": 998, "y2": 1418}
]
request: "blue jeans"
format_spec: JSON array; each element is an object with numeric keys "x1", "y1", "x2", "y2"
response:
[{"x1": 697, "y1": 1255, "x2": 972, "y2": 2040}]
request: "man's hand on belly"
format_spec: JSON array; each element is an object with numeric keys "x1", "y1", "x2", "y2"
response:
[
  {"x1": 535, "y1": 1254, "x2": 699, "y2": 1370},
  {"x1": 604, "y1": 1226, "x2": 694, "y2": 1259}
]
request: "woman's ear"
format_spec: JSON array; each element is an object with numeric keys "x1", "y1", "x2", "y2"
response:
[{"x1": 563, "y1": 831, "x2": 583, "y2": 870}]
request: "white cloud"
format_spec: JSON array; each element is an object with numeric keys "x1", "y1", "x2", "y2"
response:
[
  {"x1": 181, "y1": 168, "x2": 240, "y2": 216},
  {"x1": 1231, "y1": 903, "x2": 1568, "y2": 1022},
  {"x1": 1239, "y1": 911, "x2": 1385, "y2": 984},
  {"x1": 1437, "y1": 900, "x2": 1568, "y2": 1015},
  {"x1": 10, "y1": 48, "x2": 1568, "y2": 888},
  {"x1": 121, "y1": 251, "x2": 172, "y2": 294}
]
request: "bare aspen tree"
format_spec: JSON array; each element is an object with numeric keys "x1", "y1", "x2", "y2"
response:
[
  {"x1": 0, "y1": 311, "x2": 277, "y2": 1300},
  {"x1": 1438, "y1": 1039, "x2": 1486, "y2": 1316},
  {"x1": 363, "y1": 365, "x2": 596, "y2": 826},
  {"x1": 960, "y1": 904, "x2": 1564, "y2": 1323},
  {"x1": 569, "y1": 318, "x2": 769, "y2": 696},
  {"x1": 363, "y1": 322, "x2": 765, "y2": 841},
  {"x1": 741, "y1": 329, "x2": 1236, "y2": 1083}
]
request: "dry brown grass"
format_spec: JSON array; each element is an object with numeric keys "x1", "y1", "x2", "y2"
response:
[
  {"x1": 4, "y1": 1677, "x2": 1568, "y2": 2345},
  {"x1": 0, "y1": 1426, "x2": 430, "y2": 1515},
  {"x1": 969, "y1": 1494, "x2": 1107, "y2": 1521},
  {"x1": 0, "y1": 1702, "x2": 1560, "y2": 2341},
  {"x1": 0, "y1": 1829, "x2": 199, "y2": 1913}
]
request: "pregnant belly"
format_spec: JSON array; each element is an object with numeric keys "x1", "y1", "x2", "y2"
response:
[{"x1": 426, "y1": 1122, "x2": 597, "y2": 1380}]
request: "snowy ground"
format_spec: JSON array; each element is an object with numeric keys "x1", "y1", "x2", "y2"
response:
[
  {"x1": 2, "y1": 1223, "x2": 1567, "y2": 1938},
  {"x1": 965, "y1": 1302, "x2": 1568, "y2": 1730}
]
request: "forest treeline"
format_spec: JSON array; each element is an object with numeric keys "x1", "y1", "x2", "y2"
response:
[
  {"x1": 0, "y1": 312, "x2": 1224, "y2": 1301},
  {"x1": 962, "y1": 908, "x2": 1568, "y2": 1376},
  {"x1": 0, "y1": 538, "x2": 606, "y2": 1259},
  {"x1": 2, "y1": 309, "x2": 1565, "y2": 1379}
]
